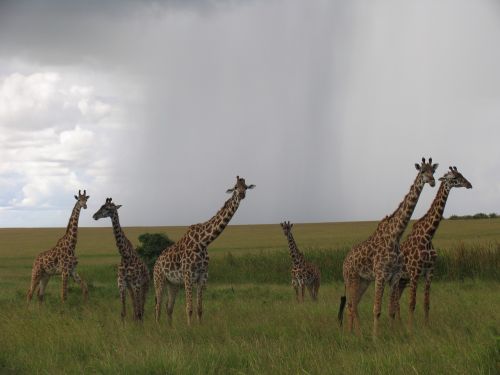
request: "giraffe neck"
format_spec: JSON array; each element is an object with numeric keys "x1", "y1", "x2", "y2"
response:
[
  {"x1": 64, "y1": 203, "x2": 82, "y2": 249},
  {"x1": 286, "y1": 232, "x2": 304, "y2": 266},
  {"x1": 419, "y1": 181, "x2": 451, "y2": 239},
  {"x1": 110, "y1": 211, "x2": 134, "y2": 258},
  {"x1": 200, "y1": 192, "x2": 241, "y2": 245},
  {"x1": 383, "y1": 174, "x2": 426, "y2": 242}
]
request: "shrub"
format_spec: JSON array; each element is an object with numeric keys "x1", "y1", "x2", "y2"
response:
[
  {"x1": 472, "y1": 213, "x2": 489, "y2": 219},
  {"x1": 136, "y1": 233, "x2": 174, "y2": 272}
]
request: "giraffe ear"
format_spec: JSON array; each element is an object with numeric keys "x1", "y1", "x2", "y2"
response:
[
  {"x1": 116, "y1": 205, "x2": 122, "y2": 209},
  {"x1": 432, "y1": 163, "x2": 439, "y2": 172},
  {"x1": 438, "y1": 177, "x2": 445, "y2": 182},
  {"x1": 226, "y1": 188, "x2": 235, "y2": 194},
  {"x1": 74, "y1": 195, "x2": 78, "y2": 200},
  {"x1": 247, "y1": 184, "x2": 255, "y2": 189},
  {"x1": 415, "y1": 163, "x2": 421, "y2": 170}
]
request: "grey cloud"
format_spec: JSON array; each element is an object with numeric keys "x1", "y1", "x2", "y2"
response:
[{"x1": 0, "y1": 0, "x2": 499, "y2": 228}]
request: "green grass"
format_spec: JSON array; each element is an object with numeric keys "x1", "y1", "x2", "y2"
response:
[
  {"x1": 0, "y1": 283, "x2": 498, "y2": 374},
  {"x1": 0, "y1": 220, "x2": 499, "y2": 374}
]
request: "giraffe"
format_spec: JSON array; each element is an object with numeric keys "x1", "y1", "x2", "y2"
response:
[
  {"x1": 154, "y1": 176, "x2": 255, "y2": 326},
  {"x1": 27, "y1": 190, "x2": 90, "y2": 304},
  {"x1": 338, "y1": 158, "x2": 438, "y2": 336},
  {"x1": 92, "y1": 198, "x2": 150, "y2": 321},
  {"x1": 280, "y1": 221, "x2": 320, "y2": 302},
  {"x1": 396, "y1": 166, "x2": 472, "y2": 330}
]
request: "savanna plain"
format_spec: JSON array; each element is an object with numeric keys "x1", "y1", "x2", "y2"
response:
[{"x1": 0, "y1": 220, "x2": 499, "y2": 374}]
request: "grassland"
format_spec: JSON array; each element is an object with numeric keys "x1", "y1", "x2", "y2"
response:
[{"x1": 0, "y1": 220, "x2": 499, "y2": 374}]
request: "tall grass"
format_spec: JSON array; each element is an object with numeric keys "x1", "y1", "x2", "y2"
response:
[
  {"x1": 41, "y1": 241, "x2": 499, "y2": 289},
  {"x1": 0, "y1": 283, "x2": 498, "y2": 374},
  {"x1": 1, "y1": 223, "x2": 499, "y2": 374},
  {"x1": 209, "y1": 242, "x2": 500, "y2": 284},
  {"x1": 436, "y1": 242, "x2": 500, "y2": 281}
]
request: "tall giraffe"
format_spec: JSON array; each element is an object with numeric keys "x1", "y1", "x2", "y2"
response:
[
  {"x1": 338, "y1": 158, "x2": 438, "y2": 336},
  {"x1": 27, "y1": 190, "x2": 90, "y2": 304},
  {"x1": 154, "y1": 176, "x2": 255, "y2": 326},
  {"x1": 280, "y1": 221, "x2": 320, "y2": 302},
  {"x1": 93, "y1": 198, "x2": 150, "y2": 321},
  {"x1": 396, "y1": 166, "x2": 472, "y2": 330}
]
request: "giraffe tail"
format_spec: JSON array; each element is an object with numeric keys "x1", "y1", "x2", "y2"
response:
[{"x1": 337, "y1": 286, "x2": 347, "y2": 327}]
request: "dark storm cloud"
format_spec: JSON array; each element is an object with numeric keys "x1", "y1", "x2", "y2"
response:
[{"x1": 1, "y1": 0, "x2": 499, "y2": 227}]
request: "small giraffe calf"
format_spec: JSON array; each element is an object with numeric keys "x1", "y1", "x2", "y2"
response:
[
  {"x1": 27, "y1": 190, "x2": 89, "y2": 304},
  {"x1": 280, "y1": 221, "x2": 320, "y2": 302}
]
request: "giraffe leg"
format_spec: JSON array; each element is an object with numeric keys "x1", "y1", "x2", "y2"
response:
[
  {"x1": 408, "y1": 277, "x2": 419, "y2": 332},
  {"x1": 154, "y1": 276, "x2": 165, "y2": 324},
  {"x1": 139, "y1": 281, "x2": 148, "y2": 321},
  {"x1": 71, "y1": 270, "x2": 88, "y2": 302},
  {"x1": 166, "y1": 284, "x2": 179, "y2": 326},
  {"x1": 395, "y1": 278, "x2": 408, "y2": 321},
  {"x1": 61, "y1": 271, "x2": 69, "y2": 303},
  {"x1": 196, "y1": 282, "x2": 206, "y2": 323},
  {"x1": 306, "y1": 283, "x2": 314, "y2": 301},
  {"x1": 133, "y1": 286, "x2": 143, "y2": 321},
  {"x1": 313, "y1": 278, "x2": 320, "y2": 301},
  {"x1": 118, "y1": 274, "x2": 127, "y2": 320},
  {"x1": 349, "y1": 278, "x2": 370, "y2": 335},
  {"x1": 184, "y1": 274, "x2": 194, "y2": 326},
  {"x1": 388, "y1": 276, "x2": 402, "y2": 324},
  {"x1": 300, "y1": 282, "x2": 305, "y2": 303},
  {"x1": 37, "y1": 275, "x2": 50, "y2": 303},
  {"x1": 372, "y1": 276, "x2": 386, "y2": 337},
  {"x1": 345, "y1": 279, "x2": 357, "y2": 333},
  {"x1": 292, "y1": 280, "x2": 299, "y2": 302},
  {"x1": 423, "y1": 272, "x2": 433, "y2": 326},
  {"x1": 128, "y1": 286, "x2": 138, "y2": 320},
  {"x1": 27, "y1": 267, "x2": 43, "y2": 304}
]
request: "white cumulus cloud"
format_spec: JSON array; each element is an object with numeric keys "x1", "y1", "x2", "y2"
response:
[{"x1": 0, "y1": 71, "x2": 123, "y2": 224}]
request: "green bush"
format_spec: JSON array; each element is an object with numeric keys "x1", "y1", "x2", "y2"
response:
[
  {"x1": 136, "y1": 233, "x2": 174, "y2": 272},
  {"x1": 473, "y1": 213, "x2": 489, "y2": 219}
]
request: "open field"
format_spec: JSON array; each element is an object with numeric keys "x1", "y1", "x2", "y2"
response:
[{"x1": 0, "y1": 220, "x2": 499, "y2": 374}]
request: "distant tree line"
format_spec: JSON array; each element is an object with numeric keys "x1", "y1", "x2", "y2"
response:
[{"x1": 448, "y1": 212, "x2": 498, "y2": 220}]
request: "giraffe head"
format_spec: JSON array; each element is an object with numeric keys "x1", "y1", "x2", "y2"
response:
[
  {"x1": 74, "y1": 190, "x2": 90, "y2": 209},
  {"x1": 226, "y1": 176, "x2": 255, "y2": 199},
  {"x1": 415, "y1": 157, "x2": 438, "y2": 187},
  {"x1": 280, "y1": 221, "x2": 293, "y2": 236},
  {"x1": 438, "y1": 166, "x2": 472, "y2": 189},
  {"x1": 92, "y1": 197, "x2": 122, "y2": 220}
]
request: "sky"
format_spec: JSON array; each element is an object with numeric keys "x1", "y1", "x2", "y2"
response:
[{"x1": 0, "y1": 0, "x2": 499, "y2": 228}]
